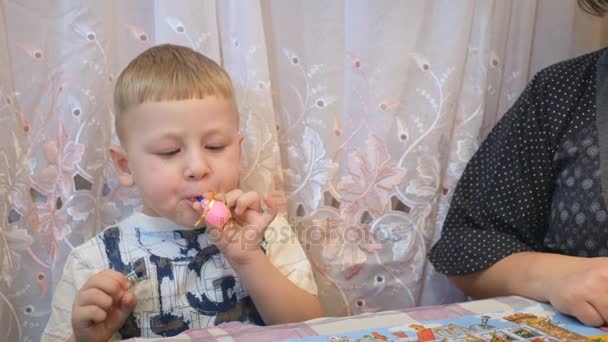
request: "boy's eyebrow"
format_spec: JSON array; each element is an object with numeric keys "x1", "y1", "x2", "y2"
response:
[
  {"x1": 202, "y1": 128, "x2": 238, "y2": 137},
  {"x1": 153, "y1": 132, "x2": 182, "y2": 141},
  {"x1": 152, "y1": 128, "x2": 239, "y2": 140}
]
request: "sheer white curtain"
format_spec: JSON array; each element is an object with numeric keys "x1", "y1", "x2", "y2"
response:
[{"x1": 0, "y1": 0, "x2": 606, "y2": 340}]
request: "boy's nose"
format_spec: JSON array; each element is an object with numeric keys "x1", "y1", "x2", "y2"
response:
[{"x1": 184, "y1": 154, "x2": 210, "y2": 180}]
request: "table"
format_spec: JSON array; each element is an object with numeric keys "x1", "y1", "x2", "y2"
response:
[{"x1": 127, "y1": 296, "x2": 543, "y2": 341}]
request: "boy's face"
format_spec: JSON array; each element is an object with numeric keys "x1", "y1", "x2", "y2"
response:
[{"x1": 110, "y1": 97, "x2": 243, "y2": 228}]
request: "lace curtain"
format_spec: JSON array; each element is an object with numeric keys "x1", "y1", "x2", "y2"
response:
[{"x1": 1, "y1": 0, "x2": 606, "y2": 340}]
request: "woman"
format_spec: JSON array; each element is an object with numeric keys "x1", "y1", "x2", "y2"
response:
[{"x1": 430, "y1": 0, "x2": 608, "y2": 327}]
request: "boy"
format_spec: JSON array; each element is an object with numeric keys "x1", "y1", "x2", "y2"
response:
[{"x1": 42, "y1": 44, "x2": 322, "y2": 341}]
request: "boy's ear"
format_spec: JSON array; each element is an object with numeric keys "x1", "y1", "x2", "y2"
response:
[{"x1": 109, "y1": 146, "x2": 135, "y2": 188}]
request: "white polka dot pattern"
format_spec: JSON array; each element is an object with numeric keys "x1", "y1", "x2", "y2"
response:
[{"x1": 430, "y1": 49, "x2": 605, "y2": 275}]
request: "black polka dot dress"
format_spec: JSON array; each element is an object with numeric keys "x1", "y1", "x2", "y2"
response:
[{"x1": 430, "y1": 48, "x2": 608, "y2": 275}]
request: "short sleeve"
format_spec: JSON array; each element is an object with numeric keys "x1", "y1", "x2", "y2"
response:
[
  {"x1": 429, "y1": 72, "x2": 557, "y2": 275},
  {"x1": 41, "y1": 239, "x2": 117, "y2": 341},
  {"x1": 430, "y1": 51, "x2": 602, "y2": 275},
  {"x1": 264, "y1": 215, "x2": 318, "y2": 295}
]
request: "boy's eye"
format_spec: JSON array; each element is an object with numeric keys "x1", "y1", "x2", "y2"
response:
[
  {"x1": 157, "y1": 149, "x2": 180, "y2": 156},
  {"x1": 205, "y1": 145, "x2": 225, "y2": 151}
]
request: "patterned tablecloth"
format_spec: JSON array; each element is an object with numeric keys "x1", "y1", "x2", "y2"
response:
[{"x1": 125, "y1": 296, "x2": 541, "y2": 341}]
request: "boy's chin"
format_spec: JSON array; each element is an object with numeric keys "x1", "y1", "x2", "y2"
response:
[
  {"x1": 172, "y1": 215, "x2": 199, "y2": 228},
  {"x1": 174, "y1": 209, "x2": 203, "y2": 228},
  {"x1": 143, "y1": 204, "x2": 200, "y2": 228},
  {"x1": 166, "y1": 202, "x2": 199, "y2": 226}
]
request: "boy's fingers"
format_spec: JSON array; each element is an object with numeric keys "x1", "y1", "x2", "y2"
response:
[
  {"x1": 261, "y1": 196, "x2": 278, "y2": 227},
  {"x1": 77, "y1": 288, "x2": 114, "y2": 309},
  {"x1": 234, "y1": 191, "x2": 262, "y2": 216},
  {"x1": 82, "y1": 275, "x2": 124, "y2": 299},
  {"x1": 223, "y1": 189, "x2": 244, "y2": 210},
  {"x1": 106, "y1": 292, "x2": 137, "y2": 331},
  {"x1": 75, "y1": 305, "x2": 108, "y2": 326},
  {"x1": 104, "y1": 269, "x2": 131, "y2": 289},
  {"x1": 121, "y1": 291, "x2": 138, "y2": 308},
  {"x1": 89, "y1": 269, "x2": 130, "y2": 290}
]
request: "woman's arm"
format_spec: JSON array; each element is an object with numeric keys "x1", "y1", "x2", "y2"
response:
[{"x1": 451, "y1": 251, "x2": 608, "y2": 327}]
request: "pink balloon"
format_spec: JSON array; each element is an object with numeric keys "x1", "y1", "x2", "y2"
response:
[{"x1": 201, "y1": 199, "x2": 231, "y2": 227}]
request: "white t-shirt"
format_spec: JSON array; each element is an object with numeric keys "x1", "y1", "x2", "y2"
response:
[{"x1": 41, "y1": 212, "x2": 317, "y2": 340}]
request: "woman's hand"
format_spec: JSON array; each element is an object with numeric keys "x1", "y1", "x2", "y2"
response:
[
  {"x1": 542, "y1": 257, "x2": 608, "y2": 326},
  {"x1": 452, "y1": 252, "x2": 608, "y2": 327}
]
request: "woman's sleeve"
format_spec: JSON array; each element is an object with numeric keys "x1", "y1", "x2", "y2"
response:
[{"x1": 430, "y1": 71, "x2": 558, "y2": 275}]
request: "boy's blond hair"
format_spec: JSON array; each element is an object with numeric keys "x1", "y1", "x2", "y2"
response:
[{"x1": 114, "y1": 44, "x2": 235, "y2": 140}]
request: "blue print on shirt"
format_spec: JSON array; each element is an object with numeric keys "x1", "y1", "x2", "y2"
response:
[{"x1": 100, "y1": 227, "x2": 263, "y2": 338}]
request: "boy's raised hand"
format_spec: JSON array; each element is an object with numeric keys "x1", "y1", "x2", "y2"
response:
[
  {"x1": 71, "y1": 269, "x2": 137, "y2": 342},
  {"x1": 193, "y1": 190, "x2": 277, "y2": 266}
]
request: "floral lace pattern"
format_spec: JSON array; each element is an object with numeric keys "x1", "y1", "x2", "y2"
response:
[{"x1": 0, "y1": 1, "x2": 605, "y2": 340}]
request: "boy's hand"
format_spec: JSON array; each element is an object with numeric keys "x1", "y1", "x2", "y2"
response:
[
  {"x1": 193, "y1": 190, "x2": 277, "y2": 265},
  {"x1": 71, "y1": 269, "x2": 137, "y2": 342}
]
